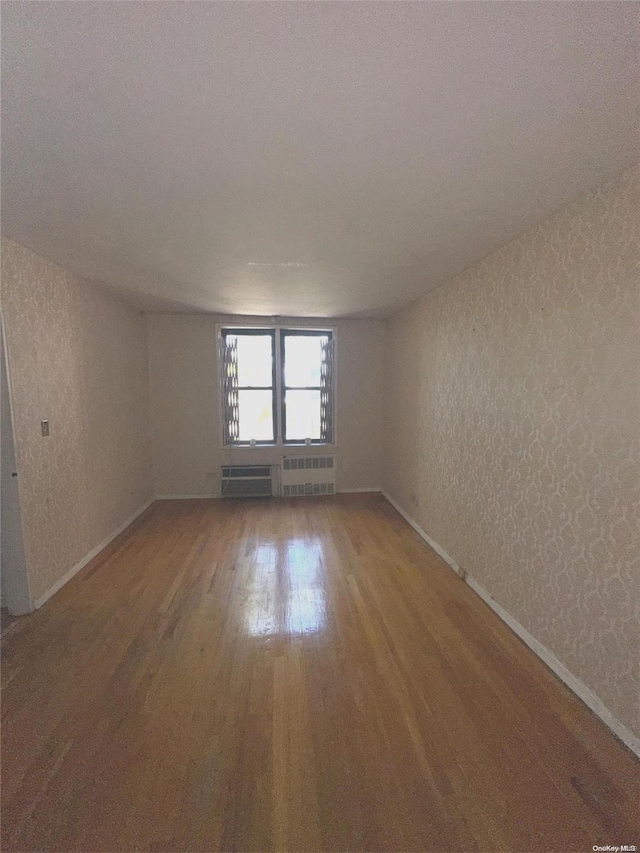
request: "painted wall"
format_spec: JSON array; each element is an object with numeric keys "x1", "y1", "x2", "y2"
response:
[
  {"x1": 383, "y1": 166, "x2": 640, "y2": 737},
  {"x1": 148, "y1": 315, "x2": 386, "y2": 496},
  {"x1": 1, "y1": 238, "x2": 153, "y2": 604}
]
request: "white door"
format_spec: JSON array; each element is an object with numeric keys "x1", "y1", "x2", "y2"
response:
[{"x1": 1, "y1": 318, "x2": 31, "y2": 615}]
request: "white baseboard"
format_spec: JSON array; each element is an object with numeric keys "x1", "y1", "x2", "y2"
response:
[
  {"x1": 381, "y1": 490, "x2": 640, "y2": 759},
  {"x1": 382, "y1": 491, "x2": 464, "y2": 576},
  {"x1": 156, "y1": 491, "x2": 383, "y2": 498},
  {"x1": 34, "y1": 497, "x2": 155, "y2": 609},
  {"x1": 464, "y1": 574, "x2": 640, "y2": 757},
  {"x1": 155, "y1": 494, "x2": 219, "y2": 500}
]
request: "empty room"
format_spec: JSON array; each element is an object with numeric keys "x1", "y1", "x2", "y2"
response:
[{"x1": 1, "y1": 2, "x2": 638, "y2": 851}]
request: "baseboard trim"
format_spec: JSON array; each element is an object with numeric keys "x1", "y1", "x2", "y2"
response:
[
  {"x1": 34, "y1": 497, "x2": 155, "y2": 610},
  {"x1": 382, "y1": 490, "x2": 464, "y2": 576},
  {"x1": 381, "y1": 490, "x2": 640, "y2": 759},
  {"x1": 155, "y1": 494, "x2": 219, "y2": 500},
  {"x1": 155, "y1": 491, "x2": 383, "y2": 499}
]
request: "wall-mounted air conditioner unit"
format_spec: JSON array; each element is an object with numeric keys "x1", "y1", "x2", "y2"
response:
[
  {"x1": 221, "y1": 465, "x2": 273, "y2": 498},
  {"x1": 280, "y1": 455, "x2": 336, "y2": 497}
]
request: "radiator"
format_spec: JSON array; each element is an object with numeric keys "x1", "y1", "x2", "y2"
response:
[
  {"x1": 280, "y1": 455, "x2": 336, "y2": 497},
  {"x1": 221, "y1": 465, "x2": 273, "y2": 498}
]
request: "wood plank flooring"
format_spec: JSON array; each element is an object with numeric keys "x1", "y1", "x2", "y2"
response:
[
  {"x1": 1, "y1": 607, "x2": 18, "y2": 638},
  {"x1": 2, "y1": 495, "x2": 639, "y2": 852}
]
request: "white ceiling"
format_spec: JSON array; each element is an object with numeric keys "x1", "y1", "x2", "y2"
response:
[{"x1": 2, "y1": 2, "x2": 638, "y2": 318}]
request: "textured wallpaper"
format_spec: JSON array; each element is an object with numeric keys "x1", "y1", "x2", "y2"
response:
[
  {"x1": 384, "y1": 166, "x2": 640, "y2": 737},
  {"x1": 1, "y1": 238, "x2": 153, "y2": 603}
]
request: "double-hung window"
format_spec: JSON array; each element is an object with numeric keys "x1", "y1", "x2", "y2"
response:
[{"x1": 220, "y1": 327, "x2": 334, "y2": 446}]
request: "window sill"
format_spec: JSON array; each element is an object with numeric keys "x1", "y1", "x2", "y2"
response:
[{"x1": 221, "y1": 443, "x2": 336, "y2": 450}]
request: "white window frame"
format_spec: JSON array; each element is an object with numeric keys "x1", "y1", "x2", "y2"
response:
[{"x1": 217, "y1": 323, "x2": 337, "y2": 449}]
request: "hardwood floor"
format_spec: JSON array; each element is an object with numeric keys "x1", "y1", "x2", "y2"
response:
[
  {"x1": 1, "y1": 607, "x2": 18, "y2": 638},
  {"x1": 2, "y1": 495, "x2": 638, "y2": 852}
]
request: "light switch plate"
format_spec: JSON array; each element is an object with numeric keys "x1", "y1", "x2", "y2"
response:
[{"x1": 41, "y1": 420, "x2": 50, "y2": 437}]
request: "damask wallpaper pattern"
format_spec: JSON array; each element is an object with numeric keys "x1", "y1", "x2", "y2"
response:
[
  {"x1": 1, "y1": 238, "x2": 153, "y2": 603},
  {"x1": 384, "y1": 166, "x2": 639, "y2": 737}
]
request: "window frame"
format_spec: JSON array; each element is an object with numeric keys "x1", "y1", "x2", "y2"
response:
[
  {"x1": 218, "y1": 324, "x2": 336, "y2": 448},
  {"x1": 220, "y1": 327, "x2": 277, "y2": 445},
  {"x1": 280, "y1": 328, "x2": 332, "y2": 445}
]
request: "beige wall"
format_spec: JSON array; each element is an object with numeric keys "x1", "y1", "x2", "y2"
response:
[
  {"x1": 148, "y1": 315, "x2": 386, "y2": 496},
  {"x1": 383, "y1": 166, "x2": 640, "y2": 737},
  {"x1": 1, "y1": 238, "x2": 153, "y2": 604}
]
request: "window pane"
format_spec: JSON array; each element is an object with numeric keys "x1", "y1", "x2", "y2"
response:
[
  {"x1": 285, "y1": 390, "x2": 321, "y2": 441},
  {"x1": 233, "y1": 334, "x2": 273, "y2": 387},
  {"x1": 238, "y1": 390, "x2": 274, "y2": 441},
  {"x1": 284, "y1": 335, "x2": 327, "y2": 387}
]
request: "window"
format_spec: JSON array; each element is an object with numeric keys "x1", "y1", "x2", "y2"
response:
[{"x1": 220, "y1": 327, "x2": 334, "y2": 445}]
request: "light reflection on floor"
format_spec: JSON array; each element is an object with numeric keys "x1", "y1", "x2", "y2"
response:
[{"x1": 244, "y1": 538, "x2": 326, "y2": 637}]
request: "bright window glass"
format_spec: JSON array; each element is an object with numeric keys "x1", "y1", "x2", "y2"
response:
[
  {"x1": 236, "y1": 334, "x2": 273, "y2": 387},
  {"x1": 284, "y1": 335, "x2": 325, "y2": 387},
  {"x1": 237, "y1": 390, "x2": 274, "y2": 442},
  {"x1": 284, "y1": 389, "x2": 321, "y2": 441}
]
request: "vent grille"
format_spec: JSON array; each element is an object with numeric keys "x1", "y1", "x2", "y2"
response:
[
  {"x1": 221, "y1": 465, "x2": 272, "y2": 498},
  {"x1": 283, "y1": 483, "x2": 335, "y2": 497},
  {"x1": 222, "y1": 466, "x2": 271, "y2": 478},
  {"x1": 280, "y1": 455, "x2": 336, "y2": 498},
  {"x1": 283, "y1": 456, "x2": 334, "y2": 470}
]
